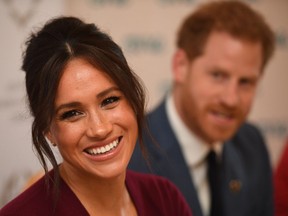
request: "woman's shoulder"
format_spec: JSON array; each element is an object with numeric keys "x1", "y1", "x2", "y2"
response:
[
  {"x1": 0, "y1": 173, "x2": 49, "y2": 215},
  {"x1": 1, "y1": 170, "x2": 89, "y2": 216},
  {"x1": 126, "y1": 170, "x2": 193, "y2": 216},
  {"x1": 126, "y1": 170, "x2": 178, "y2": 191}
]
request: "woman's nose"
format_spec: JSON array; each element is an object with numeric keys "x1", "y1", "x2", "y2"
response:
[{"x1": 86, "y1": 112, "x2": 112, "y2": 139}]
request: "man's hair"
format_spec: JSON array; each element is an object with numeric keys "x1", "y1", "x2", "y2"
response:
[{"x1": 177, "y1": 0, "x2": 275, "y2": 70}]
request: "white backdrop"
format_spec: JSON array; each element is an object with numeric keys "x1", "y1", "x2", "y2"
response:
[{"x1": 1, "y1": 0, "x2": 287, "y2": 207}]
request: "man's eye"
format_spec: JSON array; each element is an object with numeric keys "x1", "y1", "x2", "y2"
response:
[
  {"x1": 211, "y1": 71, "x2": 225, "y2": 80},
  {"x1": 59, "y1": 110, "x2": 82, "y2": 120},
  {"x1": 101, "y1": 96, "x2": 120, "y2": 108},
  {"x1": 240, "y1": 78, "x2": 254, "y2": 86}
]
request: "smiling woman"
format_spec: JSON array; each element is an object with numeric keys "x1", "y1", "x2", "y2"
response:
[
  {"x1": 47, "y1": 58, "x2": 138, "y2": 180},
  {"x1": 0, "y1": 17, "x2": 193, "y2": 216}
]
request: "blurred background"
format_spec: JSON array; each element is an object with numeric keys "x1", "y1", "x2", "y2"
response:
[{"x1": 0, "y1": 0, "x2": 287, "y2": 207}]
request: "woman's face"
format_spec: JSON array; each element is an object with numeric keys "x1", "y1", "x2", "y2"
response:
[{"x1": 47, "y1": 58, "x2": 138, "y2": 180}]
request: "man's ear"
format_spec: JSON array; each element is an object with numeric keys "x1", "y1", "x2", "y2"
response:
[{"x1": 172, "y1": 49, "x2": 190, "y2": 84}]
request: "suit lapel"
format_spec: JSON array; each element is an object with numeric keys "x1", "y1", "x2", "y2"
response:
[
  {"x1": 222, "y1": 141, "x2": 247, "y2": 216},
  {"x1": 146, "y1": 101, "x2": 203, "y2": 216}
]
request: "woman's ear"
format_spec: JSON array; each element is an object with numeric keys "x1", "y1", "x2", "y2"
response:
[
  {"x1": 172, "y1": 49, "x2": 190, "y2": 84},
  {"x1": 45, "y1": 130, "x2": 56, "y2": 147}
]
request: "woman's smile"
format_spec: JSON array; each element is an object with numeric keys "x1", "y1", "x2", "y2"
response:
[
  {"x1": 84, "y1": 137, "x2": 121, "y2": 156},
  {"x1": 82, "y1": 136, "x2": 124, "y2": 162}
]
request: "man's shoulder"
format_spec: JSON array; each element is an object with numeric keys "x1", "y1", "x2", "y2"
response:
[
  {"x1": 238, "y1": 122, "x2": 262, "y2": 134},
  {"x1": 143, "y1": 100, "x2": 177, "y2": 144},
  {"x1": 228, "y1": 122, "x2": 269, "y2": 160},
  {"x1": 233, "y1": 122, "x2": 265, "y2": 144},
  {"x1": 146, "y1": 100, "x2": 167, "y2": 123}
]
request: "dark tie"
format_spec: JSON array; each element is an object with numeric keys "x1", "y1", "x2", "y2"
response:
[{"x1": 207, "y1": 150, "x2": 223, "y2": 216}]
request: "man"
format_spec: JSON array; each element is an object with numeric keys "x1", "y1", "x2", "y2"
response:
[{"x1": 129, "y1": 1, "x2": 275, "y2": 216}]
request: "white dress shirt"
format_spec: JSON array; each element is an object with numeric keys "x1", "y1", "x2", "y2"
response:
[{"x1": 165, "y1": 94, "x2": 222, "y2": 216}]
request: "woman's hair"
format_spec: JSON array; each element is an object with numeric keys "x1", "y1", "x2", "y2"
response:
[
  {"x1": 177, "y1": 1, "x2": 275, "y2": 71},
  {"x1": 22, "y1": 16, "x2": 146, "y2": 192}
]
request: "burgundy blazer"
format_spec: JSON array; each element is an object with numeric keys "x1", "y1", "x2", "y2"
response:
[{"x1": 0, "y1": 169, "x2": 192, "y2": 216}]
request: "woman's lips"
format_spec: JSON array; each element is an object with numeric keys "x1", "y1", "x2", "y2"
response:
[{"x1": 84, "y1": 137, "x2": 121, "y2": 156}]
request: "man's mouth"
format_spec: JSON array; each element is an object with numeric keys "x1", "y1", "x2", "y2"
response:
[
  {"x1": 210, "y1": 105, "x2": 239, "y2": 119},
  {"x1": 212, "y1": 111, "x2": 233, "y2": 120},
  {"x1": 84, "y1": 137, "x2": 121, "y2": 156}
]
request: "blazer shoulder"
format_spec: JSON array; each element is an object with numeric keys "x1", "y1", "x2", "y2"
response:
[
  {"x1": 235, "y1": 122, "x2": 265, "y2": 146},
  {"x1": 230, "y1": 122, "x2": 270, "y2": 164}
]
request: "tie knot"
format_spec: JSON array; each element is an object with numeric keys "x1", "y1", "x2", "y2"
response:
[
  {"x1": 208, "y1": 149, "x2": 216, "y2": 158},
  {"x1": 207, "y1": 150, "x2": 219, "y2": 166}
]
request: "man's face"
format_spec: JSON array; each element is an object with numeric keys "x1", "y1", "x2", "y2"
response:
[{"x1": 173, "y1": 31, "x2": 263, "y2": 144}]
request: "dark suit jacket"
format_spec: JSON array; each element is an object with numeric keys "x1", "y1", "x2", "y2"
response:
[{"x1": 129, "y1": 100, "x2": 274, "y2": 216}]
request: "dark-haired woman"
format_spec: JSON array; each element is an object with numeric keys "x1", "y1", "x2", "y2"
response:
[{"x1": 0, "y1": 17, "x2": 192, "y2": 216}]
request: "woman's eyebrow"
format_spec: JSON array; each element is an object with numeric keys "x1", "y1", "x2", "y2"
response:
[
  {"x1": 96, "y1": 86, "x2": 121, "y2": 99},
  {"x1": 55, "y1": 102, "x2": 81, "y2": 114}
]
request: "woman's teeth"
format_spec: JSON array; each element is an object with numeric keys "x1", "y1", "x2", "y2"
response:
[{"x1": 86, "y1": 139, "x2": 119, "y2": 155}]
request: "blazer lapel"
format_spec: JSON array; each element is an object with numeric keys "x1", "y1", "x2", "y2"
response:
[
  {"x1": 222, "y1": 141, "x2": 247, "y2": 216},
  {"x1": 146, "y1": 101, "x2": 203, "y2": 216}
]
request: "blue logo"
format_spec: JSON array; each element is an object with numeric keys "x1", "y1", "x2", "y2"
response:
[
  {"x1": 89, "y1": 0, "x2": 128, "y2": 6},
  {"x1": 276, "y1": 30, "x2": 288, "y2": 49},
  {"x1": 232, "y1": 0, "x2": 260, "y2": 3},
  {"x1": 157, "y1": 0, "x2": 196, "y2": 4},
  {"x1": 258, "y1": 120, "x2": 288, "y2": 138},
  {"x1": 123, "y1": 35, "x2": 165, "y2": 54}
]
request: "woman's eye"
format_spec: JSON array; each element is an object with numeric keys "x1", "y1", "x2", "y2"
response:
[
  {"x1": 59, "y1": 110, "x2": 83, "y2": 120},
  {"x1": 101, "y1": 96, "x2": 120, "y2": 108}
]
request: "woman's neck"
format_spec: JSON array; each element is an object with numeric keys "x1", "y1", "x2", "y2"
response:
[{"x1": 59, "y1": 165, "x2": 137, "y2": 216}]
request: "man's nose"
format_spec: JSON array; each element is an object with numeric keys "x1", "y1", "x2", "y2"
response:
[{"x1": 220, "y1": 82, "x2": 240, "y2": 108}]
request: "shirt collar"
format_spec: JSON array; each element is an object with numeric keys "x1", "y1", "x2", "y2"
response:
[{"x1": 165, "y1": 93, "x2": 223, "y2": 167}]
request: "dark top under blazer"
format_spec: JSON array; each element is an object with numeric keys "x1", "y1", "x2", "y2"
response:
[{"x1": 129, "y1": 100, "x2": 274, "y2": 216}]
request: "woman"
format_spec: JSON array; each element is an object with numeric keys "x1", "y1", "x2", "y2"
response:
[{"x1": 0, "y1": 17, "x2": 192, "y2": 216}]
